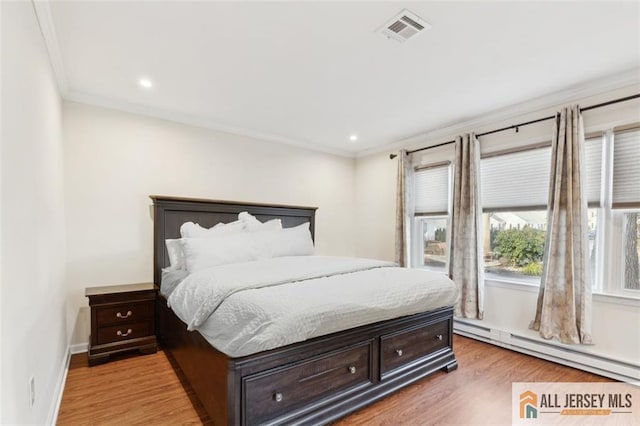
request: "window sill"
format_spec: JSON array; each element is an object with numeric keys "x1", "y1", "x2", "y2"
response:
[
  {"x1": 591, "y1": 291, "x2": 640, "y2": 307},
  {"x1": 485, "y1": 277, "x2": 538, "y2": 293},
  {"x1": 484, "y1": 277, "x2": 640, "y2": 306},
  {"x1": 417, "y1": 266, "x2": 448, "y2": 275}
]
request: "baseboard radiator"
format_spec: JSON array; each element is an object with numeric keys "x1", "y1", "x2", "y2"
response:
[{"x1": 453, "y1": 319, "x2": 639, "y2": 384}]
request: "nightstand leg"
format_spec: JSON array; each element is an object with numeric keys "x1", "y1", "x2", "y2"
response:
[
  {"x1": 88, "y1": 353, "x2": 110, "y2": 366},
  {"x1": 442, "y1": 359, "x2": 458, "y2": 373},
  {"x1": 139, "y1": 343, "x2": 158, "y2": 355}
]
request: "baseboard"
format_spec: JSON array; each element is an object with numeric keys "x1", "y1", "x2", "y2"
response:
[
  {"x1": 45, "y1": 347, "x2": 71, "y2": 425},
  {"x1": 454, "y1": 320, "x2": 640, "y2": 384},
  {"x1": 70, "y1": 342, "x2": 88, "y2": 354},
  {"x1": 44, "y1": 343, "x2": 88, "y2": 425}
]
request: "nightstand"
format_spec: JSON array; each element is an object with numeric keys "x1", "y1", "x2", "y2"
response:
[{"x1": 85, "y1": 282, "x2": 158, "y2": 366}]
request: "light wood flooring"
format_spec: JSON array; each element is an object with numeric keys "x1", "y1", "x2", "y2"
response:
[{"x1": 57, "y1": 335, "x2": 611, "y2": 425}]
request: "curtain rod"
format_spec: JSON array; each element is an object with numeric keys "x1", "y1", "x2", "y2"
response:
[{"x1": 389, "y1": 93, "x2": 640, "y2": 159}]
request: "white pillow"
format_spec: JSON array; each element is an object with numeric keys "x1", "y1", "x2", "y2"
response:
[
  {"x1": 238, "y1": 211, "x2": 258, "y2": 226},
  {"x1": 238, "y1": 212, "x2": 282, "y2": 232},
  {"x1": 180, "y1": 220, "x2": 243, "y2": 238},
  {"x1": 261, "y1": 219, "x2": 282, "y2": 230},
  {"x1": 253, "y1": 222, "x2": 314, "y2": 258},
  {"x1": 182, "y1": 233, "x2": 260, "y2": 273},
  {"x1": 274, "y1": 222, "x2": 314, "y2": 257},
  {"x1": 165, "y1": 238, "x2": 185, "y2": 270}
]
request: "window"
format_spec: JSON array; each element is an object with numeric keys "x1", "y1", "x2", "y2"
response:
[
  {"x1": 416, "y1": 216, "x2": 448, "y2": 272},
  {"x1": 413, "y1": 162, "x2": 451, "y2": 271},
  {"x1": 483, "y1": 208, "x2": 595, "y2": 283},
  {"x1": 483, "y1": 210, "x2": 546, "y2": 282},
  {"x1": 409, "y1": 124, "x2": 638, "y2": 297},
  {"x1": 480, "y1": 146, "x2": 551, "y2": 281},
  {"x1": 480, "y1": 137, "x2": 603, "y2": 282},
  {"x1": 610, "y1": 128, "x2": 640, "y2": 292}
]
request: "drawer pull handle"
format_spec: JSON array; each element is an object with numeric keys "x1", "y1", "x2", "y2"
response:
[
  {"x1": 348, "y1": 366, "x2": 356, "y2": 374},
  {"x1": 436, "y1": 334, "x2": 443, "y2": 341},
  {"x1": 117, "y1": 329, "x2": 133, "y2": 337},
  {"x1": 395, "y1": 349, "x2": 403, "y2": 357},
  {"x1": 273, "y1": 392, "x2": 283, "y2": 403},
  {"x1": 116, "y1": 311, "x2": 132, "y2": 319}
]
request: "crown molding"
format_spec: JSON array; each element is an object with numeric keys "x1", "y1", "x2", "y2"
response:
[
  {"x1": 64, "y1": 91, "x2": 356, "y2": 158},
  {"x1": 32, "y1": 0, "x2": 69, "y2": 95},
  {"x1": 31, "y1": 0, "x2": 355, "y2": 159},
  {"x1": 31, "y1": 0, "x2": 638, "y2": 160},
  {"x1": 357, "y1": 68, "x2": 640, "y2": 158}
]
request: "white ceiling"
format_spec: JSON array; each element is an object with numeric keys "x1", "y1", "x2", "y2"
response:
[{"x1": 43, "y1": 1, "x2": 640, "y2": 156}]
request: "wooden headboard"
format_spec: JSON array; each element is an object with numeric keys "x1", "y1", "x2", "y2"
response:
[{"x1": 150, "y1": 196, "x2": 317, "y2": 284}]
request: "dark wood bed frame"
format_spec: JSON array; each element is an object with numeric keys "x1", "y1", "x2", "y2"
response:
[{"x1": 151, "y1": 195, "x2": 457, "y2": 425}]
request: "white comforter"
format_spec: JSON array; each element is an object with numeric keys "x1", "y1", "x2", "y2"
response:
[{"x1": 168, "y1": 256, "x2": 458, "y2": 357}]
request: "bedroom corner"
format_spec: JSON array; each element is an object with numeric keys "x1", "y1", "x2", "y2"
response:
[{"x1": 1, "y1": 1, "x2": 69, "y2": 424}]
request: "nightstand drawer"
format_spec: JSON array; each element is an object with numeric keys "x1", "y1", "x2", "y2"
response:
[
  {"x1": 97, "y1": 321, "x2": 153, "y2": 345},
  {"x1": 96, "y1": 301, "x2": 153, "y2": 326}
]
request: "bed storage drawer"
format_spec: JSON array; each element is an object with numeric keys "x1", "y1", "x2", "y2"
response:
[
  {"x1": 242, "y1": 342, "x2": 372, "y2": 425},
  {"x1": 380, "y1": 318, "x2": 449, "y2": 376}
]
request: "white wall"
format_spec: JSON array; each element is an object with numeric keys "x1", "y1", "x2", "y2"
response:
[
  {"x1": 62, "y1": 101, "x2": 357, "y2": 344},
  {"x1": 355, "y1": 84, "x2": 640, "y2": 369},
  {"x1": 0, "y1": 0, "x2": 4, "y2": 418},
  {"x1": 355, "y1": 153, "x2": 396, "y2": 261},
  {"x1": 1, "y1": 2, "x2": 68, "y2": 424},
  {"x1": 479, "y1": 283, "x2": 639, "y2": 367}
]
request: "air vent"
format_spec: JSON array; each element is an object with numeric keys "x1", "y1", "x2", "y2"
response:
[{"x1": 379, "y1": 9, "x2": 431, "y2": 43}]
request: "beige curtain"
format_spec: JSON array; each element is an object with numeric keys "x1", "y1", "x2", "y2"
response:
[
  {"x1": 449, "y1": 134, "x2": 484, "y2": 319},
  {"x1": 395, "y1": 150, "x2": 413, "y2": 266},
  {"x1": 530, "y1": 106, "x2": 592, "y2": 344}
]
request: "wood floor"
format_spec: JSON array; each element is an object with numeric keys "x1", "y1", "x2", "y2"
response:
[{"x1": 57, "y1": 335, "x2": 612, "y2": 425}]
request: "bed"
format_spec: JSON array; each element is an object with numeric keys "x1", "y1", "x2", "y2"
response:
[{"x1": 152, "y1": 195, "x2": 458, "y2": 425}]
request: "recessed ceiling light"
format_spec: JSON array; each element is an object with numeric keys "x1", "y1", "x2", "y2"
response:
[
  {"x1": 349, "y1": 134, "x2": 358, "y2": 142},
  {"x1": 139, "y1": 78, "x2": 153, "y2": 88}
]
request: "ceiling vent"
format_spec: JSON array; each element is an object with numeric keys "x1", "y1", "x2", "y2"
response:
[{"x1": 379, "y1": 9, "x2": 431, "y2": 43}]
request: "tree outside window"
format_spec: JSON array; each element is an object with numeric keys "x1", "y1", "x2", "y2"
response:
[{"x1": 483, "y1": 211, "x2": 546, "y2": 280}]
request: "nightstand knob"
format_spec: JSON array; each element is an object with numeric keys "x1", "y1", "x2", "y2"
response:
[
  {"x1": 348, "y1": 366, "x2": 356, "y2": 374},
  {"x1": 117, "y1": 329, "x2": 133, "y2": 337},
  {"x1": 116, "y1": 311, "x2": 132, "y2": 319},
  {"x1": 396, "y1": 349, "x2": 403, "y2": 357},
  {"x1": 273, "y1": 392, "x2": 283, "y2": 402},
  {"x1": 436, "y1": 334, "x2": 443, "y2": 341}
]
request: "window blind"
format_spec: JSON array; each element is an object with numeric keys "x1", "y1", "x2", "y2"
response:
[
  {"x1": 481, "y1": 147, "x2": 551, "y2": 210},
  {"x1": 481, "y1": 139, "x2": 603, "y2": 211},
  {"x1": 613, "y1": 129, "x2": 640, "y2": 208},
  {"x1": 414, "y1": 164, "x2": 449, "y2": 214},
  {"x1": 584, "y1": 136, "x2": 603, "y2": 207}
]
